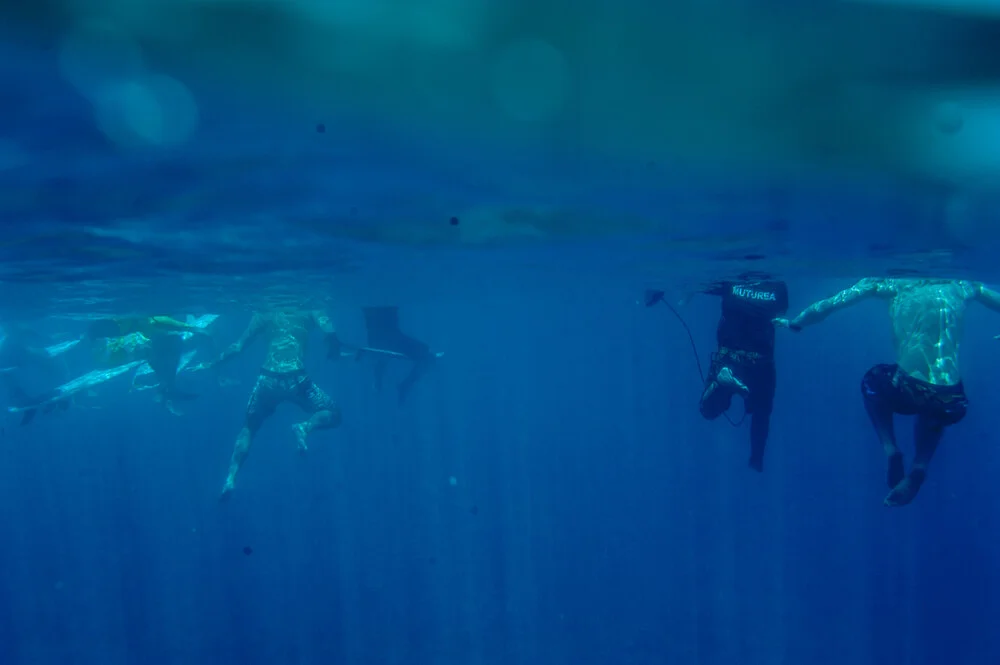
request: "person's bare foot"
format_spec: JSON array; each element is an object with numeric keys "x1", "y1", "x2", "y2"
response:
[
  {"x1": 716, "y1": 366, "x2": 749, "y2": 396},
  {"x1": 884, "y1": 469, "x2": 926, "y2": 507}
]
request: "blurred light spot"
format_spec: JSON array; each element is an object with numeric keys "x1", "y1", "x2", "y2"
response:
[
  {"x1": 59, "y1": 20, "x2": 144, "y2": 100},
  {"x1": 448, "y1": 476, "x2": 458, "y2": 486},
  {"x1": 93, "y1": 74, "x2": 199, "y2": 148},
  {"x1": 905, "y1": 87, "x2": 1000, "y2": 180},
  {"x1": 492, "y1": 38, "x2": 570, "y2": 123}
]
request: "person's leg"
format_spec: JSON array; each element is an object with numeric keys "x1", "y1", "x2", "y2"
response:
[
  {"x1": 747, "y1": 363, "x2": 776, "y2": 473},
  {"x1": 396, "y1": 335, "x2": 434, "y2": 405},
  {"x1": 291, "y1": 377, "x2": 342, "y2": 453},
  {"x1": 372, "y1": 356, "x2": 388, "y2": 392},
  {"x1": 885, "y1": 390, "x2": 967, "y2": 507},
  {"x1": 884, "y1": 417, "x2": 944, "y2": 507},
  {"x1": 861, "y1": 364, "x2": 905, "y2": 489},
  {"x1": 145, "y1": 334, "x2": 192, "y2": 414},
  {"x1": 221, "y1": 376, "x2": 276, "y2": 500},
  {"x1": 700, "y1": 353, "x2": 735, "y2": 420},
  {"x1": 398, "y1": 357, "x2": 433, "y2": 405}
]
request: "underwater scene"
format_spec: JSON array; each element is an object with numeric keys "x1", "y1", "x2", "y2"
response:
[{"x1": 3, "y1": 1, "x2": 1000, "y2": 664}]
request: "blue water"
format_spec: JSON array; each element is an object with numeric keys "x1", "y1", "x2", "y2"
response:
[
  {"x1": 1, "y1": 287, "x2": 998, "y2": 664},
  {"x1": 5, "y1": 2, "x2": 1000, "y2": 663}
]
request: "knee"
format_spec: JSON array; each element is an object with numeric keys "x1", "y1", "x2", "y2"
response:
[
  {"x1": 244, "y1": 415, "x2": 263, "y2": 435},
  {"x1": 861, "y1": 364, "x2": 892, "y2": 398},
  {"x1": 941, "y1": 400, "x2": 968, "y2": 426},
  {"x1": 234, "y1": 427, "x2": 252, "y2": 453},
  {"x1": 860, "y1": 370, "x2": 874, "y2": 396}
]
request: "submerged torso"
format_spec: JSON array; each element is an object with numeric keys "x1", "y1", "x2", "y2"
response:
[
  {"x1": 885, "y1": 279, "x2": 976, "y2": 385},
  {"x1": 260, "y1": 312, "x2": 314, "y2": 373},
  {"x1": 717, "y1": 280, "x2": 789, "y2": 357}
]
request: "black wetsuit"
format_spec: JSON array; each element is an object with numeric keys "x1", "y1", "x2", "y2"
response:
[
  {"x1": 363, "y1": 306, "x2": 434, "y2": 405},
  {"x1": 699, "y1": 280, "x2": 789, "y2": 471}
]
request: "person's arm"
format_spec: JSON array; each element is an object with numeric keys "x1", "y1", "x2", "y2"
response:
[
  {"x1": 776, "y1": 278, "x2": 885, "y2": 331},
  {"x1": 312, "y1": 310, "x2": 342, "y2": 358},
  {"x1": 147, "y1": 316, "x2": 210, "y2": 335},
  {"x1": 970, "y1": 283, "x2": 1000, "y2": 339},
  {"x1": 679, "y1": 281, "x2": 731, "y2": 306},
  {"x1": 972, "y1": 282, "x2": 1000, "y2": 313},
  {"x1": 646, "y1": 281, "x2": 729, "y2": 307},
  {"x1": 212, "y1": 314, "x2": 263, "y2": 368}
]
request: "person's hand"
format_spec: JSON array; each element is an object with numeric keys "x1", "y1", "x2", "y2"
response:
[
  {"x1": 326, "y1": 333, "x2": 343, "y2": 359},
  {"x1": 643, "y1": 289, "x2": 665, "y2": 307},
  {"x1": 773, "y1": 317, "x2": 801, "y2": 332}
]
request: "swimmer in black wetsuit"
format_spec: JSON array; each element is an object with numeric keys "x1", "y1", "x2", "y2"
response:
[
  {"x1": 687, "y1": 278, "x2": 789, "y2": 472},
  {"x1": 361, "y1": 306, "x2": 435, "y2": 405}
]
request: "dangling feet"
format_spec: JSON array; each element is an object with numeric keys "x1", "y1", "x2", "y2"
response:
[
  {"x1": 292, "y1": 422, "x2": 309, "y2": 454},
  {"x1": 884, "y1": 468, "x2": 926, "y2": 507},
  {"x1": 886, "y1": 451, "x2": 905, "y2": 489},
  {"x1": 219, "y1": 476, "x2": 235, "y2": 502},
  {"x1": 716, "y1": 366, "x2": 749, "y2": 396}
]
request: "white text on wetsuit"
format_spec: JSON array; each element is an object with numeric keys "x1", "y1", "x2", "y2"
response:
[{"x1": 732, "y1": 286, "x2": 776, "y2": 301}]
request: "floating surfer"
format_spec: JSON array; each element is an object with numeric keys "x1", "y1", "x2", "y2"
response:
[
  {"x1": 204, "y1": 307, "x2": 342, "y2": 500},
  {"x1": 358, "y1": 306, "x2": 442, "y2": 406},
  {"x1": 775, "y1": 278, "x2": 1000, "y2": 507}
]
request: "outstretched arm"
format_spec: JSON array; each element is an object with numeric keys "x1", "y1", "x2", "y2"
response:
[
  {"x1": 213, "y1": 314, "x2": 263, "y2": 368},
  {"x1": 777, "y1": 278, "x2": 885, "y2": 331},
  {"x1": 646, "y1": 282, "x2": 729, "y2": 307},
  {"x1": 972, "y1": 284, "x2": 1000, "y2": 340},
  {"x1": 147, "y1": 316, "x2": 210, "y2": 335},
  {"x1": 972, "y1": 282, "x2": 1000, "y2": 314}
]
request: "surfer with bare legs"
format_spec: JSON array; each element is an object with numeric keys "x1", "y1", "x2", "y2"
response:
[
  {"x1": 776, "y1": 278, "x2": 1000, "y2": 506},
  {"x1": 204, "y1": 308, "x2": 342, "y2": 500}
]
